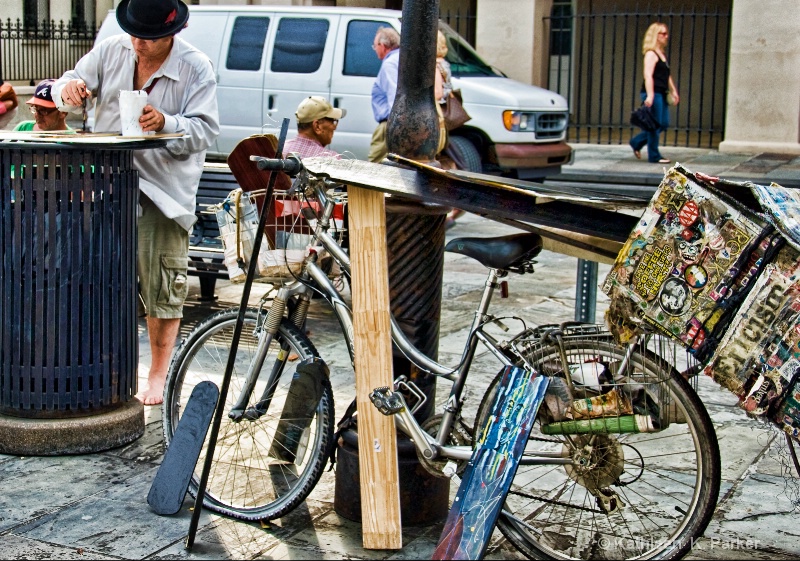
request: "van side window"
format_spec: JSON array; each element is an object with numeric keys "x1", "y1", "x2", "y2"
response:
[
  {"x1": 343, "y1": 20, "x2": 385, "y2": 77},
  {"x1": 271, "y1": 18, "x2": 329, "y2": 73},
  {"x1": 226, "y1": 17, "x2": 270, "y2": 71}
]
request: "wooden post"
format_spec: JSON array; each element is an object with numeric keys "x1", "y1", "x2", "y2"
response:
[{"x1": 347, "y1": 185, "x2": 402, "y2": 550}]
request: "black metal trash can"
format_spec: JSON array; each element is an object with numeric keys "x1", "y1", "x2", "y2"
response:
[{"x1": 0, "y1": 142, "x2": 143, "y2": 454}]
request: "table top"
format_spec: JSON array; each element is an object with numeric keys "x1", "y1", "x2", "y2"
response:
[{"x1": 0, "y1": 131, "x2": 183, "y2": 150}]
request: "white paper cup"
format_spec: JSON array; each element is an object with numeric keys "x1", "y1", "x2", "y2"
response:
[{"x1": 119, "y1": 90, "x2": 152, "y2": 136}]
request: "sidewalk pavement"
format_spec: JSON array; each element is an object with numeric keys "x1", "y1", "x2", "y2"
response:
[
  {"x1": 2, "y1": 145, "x2": 800, "y2": 560},
  {"x1": 559, "y1": 143, "x2": 800, "y2": 188}
]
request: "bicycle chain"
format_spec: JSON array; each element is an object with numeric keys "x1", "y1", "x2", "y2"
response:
[{"x1": 506, "y1": 487, "x2": 604, "y2": 514}]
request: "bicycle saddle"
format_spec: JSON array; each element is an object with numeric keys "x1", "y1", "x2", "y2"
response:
[{"x1": 445, "y1": 233, "x2": 543, "y2": 273}]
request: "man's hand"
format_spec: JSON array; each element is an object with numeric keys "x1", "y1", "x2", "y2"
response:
[
  {"x1": 140, "y1": 104, "x2": 165, "y2": 133},
  {"x1": 61, "y1": 79, "x2": 92, "y2": 106}
]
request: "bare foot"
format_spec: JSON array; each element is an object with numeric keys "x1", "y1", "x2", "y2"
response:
[{"x1": 135, "y1": 380, "x2": 165, "y2": 406}]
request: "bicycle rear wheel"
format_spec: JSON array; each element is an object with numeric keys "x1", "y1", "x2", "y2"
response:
[
  {"x1": 475, "y1": 333, "x2": 720, "y2": 560},
  {"x1": 163, "y1": 307, "x2": 334, "y2": 521}
]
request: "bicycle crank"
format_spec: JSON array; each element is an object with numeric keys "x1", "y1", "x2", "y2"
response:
[
  {"x1": 418, "y1": 414, "x2": 473, "y2": 478},
  {"x1": 369, "y1": 387, "x2": 438, "y2": 462}
]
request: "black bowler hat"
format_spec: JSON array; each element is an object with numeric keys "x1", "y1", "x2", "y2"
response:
[{"x1": 116, "y1": 0, "x2": 189, "y2": 40}]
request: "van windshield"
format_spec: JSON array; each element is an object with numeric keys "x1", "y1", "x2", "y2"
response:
[{"x1": 440, "y1": 23, "x2": 501, "y2": 78}]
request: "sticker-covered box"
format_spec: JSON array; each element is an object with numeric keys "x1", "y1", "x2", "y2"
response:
[{"x1": 602, "y1": 165, "x2": 779, "y2": 361}]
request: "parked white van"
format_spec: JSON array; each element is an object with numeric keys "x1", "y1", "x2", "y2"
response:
[{"x1": 96, "y1": 5, "x2": 571, "y2": 179}]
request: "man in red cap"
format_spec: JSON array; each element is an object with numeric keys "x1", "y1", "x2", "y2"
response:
[
  {"x1": 53, "y1": 0, "x2": 219, "y2": 406},
  {"x1": 14, "y1": 79, "x2": 71, "y2": 132}
]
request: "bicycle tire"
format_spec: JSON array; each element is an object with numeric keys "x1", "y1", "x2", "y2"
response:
[
  {"x1": 163, "y1": 307, "x2": 334, "y2": 521},
  {"x1": 474, "y1": 336, "x2": 720, "y2": 560}
]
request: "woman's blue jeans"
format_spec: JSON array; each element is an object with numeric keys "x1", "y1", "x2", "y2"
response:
[{"x1": 630, "y1": 92, "x2": 669, "y2": 162}]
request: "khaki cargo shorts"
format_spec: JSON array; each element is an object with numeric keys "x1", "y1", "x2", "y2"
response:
[
  {"x1": 368, "y1": 120, "x2": 388, "y2": 163},
  {"x1": 138, "y1": 196, "x2": 189, "y2": 319}
]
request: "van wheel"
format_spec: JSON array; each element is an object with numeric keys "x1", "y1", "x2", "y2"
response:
[{"x1": 445, "y1": 136, "x2": 482, "y2": 173}]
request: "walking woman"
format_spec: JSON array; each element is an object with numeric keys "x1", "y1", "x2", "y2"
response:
[{"x1": 630, "y1": 22, "x2": 679, "y2": 164}]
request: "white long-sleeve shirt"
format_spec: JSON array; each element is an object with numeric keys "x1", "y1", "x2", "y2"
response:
[{"x1": 52, "y1": 34, "x2": 219, "y2": 231}]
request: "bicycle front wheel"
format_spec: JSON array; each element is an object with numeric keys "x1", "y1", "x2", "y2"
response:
[
  {"x1": 163, "y1": 307, "x2": 334, "y2": 521},
  {"x1": 475, "y1": 336, "x2": 720, "y2": 560}
]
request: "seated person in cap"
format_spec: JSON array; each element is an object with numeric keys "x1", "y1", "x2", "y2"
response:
[
  {"x1": 14, "y1": 79, "x2": 73, "y2": 132},
  {"x1": 0, "y1": 80, "x2": 19, "y2": 128},
  {"x1": 283, "y1": 96, "x2": 346, "y2": 159}
]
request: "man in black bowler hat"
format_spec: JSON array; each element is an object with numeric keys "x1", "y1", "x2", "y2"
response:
[{"x1": 53, "y1": 0, "x2": 219, "y2": 405}]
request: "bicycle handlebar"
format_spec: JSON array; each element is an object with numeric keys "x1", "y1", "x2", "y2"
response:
[{"x1": 249, "y1": 154, "x2": 304, "y2": 176}]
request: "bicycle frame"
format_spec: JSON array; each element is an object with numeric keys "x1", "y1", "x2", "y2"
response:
[{"x1": 229, "y1": 170, "x2": 570, "y2": 466}]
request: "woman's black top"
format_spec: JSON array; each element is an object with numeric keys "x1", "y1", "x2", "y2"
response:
[{"x1": 641, "y1": 52, "x2": 670, "y2": 94}]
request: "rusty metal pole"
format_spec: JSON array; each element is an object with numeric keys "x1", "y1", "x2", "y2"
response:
[
  {"x1": 334, "y1": 0, "x2": 451, "y2": 528},
  {"x1": 386, "y1": 2, "x2": 441, "y2": 163}
]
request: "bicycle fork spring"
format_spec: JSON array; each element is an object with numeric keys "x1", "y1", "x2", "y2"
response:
[
  {"x1": 288, "y1": 297, "x2": 310, "y2": 330},
  {"x1": 264, "y1": 298, "x2": 286, "y2": 334}
]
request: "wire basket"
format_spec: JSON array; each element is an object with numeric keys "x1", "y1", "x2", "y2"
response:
[
  {"x1": 215, "y1": 187, "x2": 316, "y2": 283},
  {"x1": 507, "y1": 323, "x2": 695, "y2": 435}
]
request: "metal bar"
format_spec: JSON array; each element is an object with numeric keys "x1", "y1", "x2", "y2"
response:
[
  {"x1": 720, "y1": 10, "x2": 732, "y2": 150},
  {"x1": 576, "y1": 14, "x2": 586, "y2": 143},
  {"x1": 622, "y1": 12, "x2": 631, "y2": 142},
  {"x1": 609, "y1": 13, "x2": 618, "y2": 143},
  {"x1": 597, "y1": 14, "x2": 613, "y2": 144},
  {"x1": 682, "y1": 10, "x2": 693, "y2": 147},
  {"x1": 574, "y1": 258, "x2": 598, "y2": 323}
]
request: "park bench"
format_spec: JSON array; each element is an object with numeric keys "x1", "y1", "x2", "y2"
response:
[{"x1": 188, "y1": 163, "x2": 238, "y2": 301}]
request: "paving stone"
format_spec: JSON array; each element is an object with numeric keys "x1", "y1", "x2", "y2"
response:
[
  {"x1": 13, "y1": 495, "x2": 215, "y2": 558},
  {"x1": 0, "y1": 454, "x2": 152, "y2": 532},
  {"x1": 1, "y1": 534, "x2": 116, "y2": 560}
]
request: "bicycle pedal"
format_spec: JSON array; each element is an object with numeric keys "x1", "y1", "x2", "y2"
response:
[{"x1": 369, "y1": 387, "x2": 406, "y2": 415}]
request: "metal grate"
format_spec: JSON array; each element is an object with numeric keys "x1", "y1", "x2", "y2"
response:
[
  {"x1": 0, "y1": 146, "x2": 139, "y2": 417},
  {"x1": 544, "y1": 7, "x2": 731, "y2": 149},
  {"x1": 536, "y1": 112, "x2": 569, "y2": 138}
]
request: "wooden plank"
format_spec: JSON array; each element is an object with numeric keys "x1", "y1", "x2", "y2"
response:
[
  {"x1": 0, "y1": 131, "x2": 184, "y2": 142},
  {"x1": 302, "y1": 157, "x2": 641, "y2": 243},
  {"x1": 347, "y1": 185, "x2": 402, "y2": 550},
  {"x1": 387, "y1": 153, "x2": 648, "y2": 206}
]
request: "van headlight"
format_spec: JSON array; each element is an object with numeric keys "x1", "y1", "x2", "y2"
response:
[{"x1": 502, "y1": 111, "x2": 568, "y2": 138}]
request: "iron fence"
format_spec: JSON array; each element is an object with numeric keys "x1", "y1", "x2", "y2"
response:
[
  {"x1": 440, "y1": 8, "x2": 476, "y2": 46},
  {"x1": 0, "y1": 19, "x2": 97, "y2": 85},
  {"x1": 545, "y1": 8, "x2": 731, "y2": 148}
]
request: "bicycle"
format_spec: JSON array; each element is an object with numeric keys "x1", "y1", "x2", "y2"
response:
[{"x1": 163, "y1": 154, "x2": 721, "y2": 560}]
